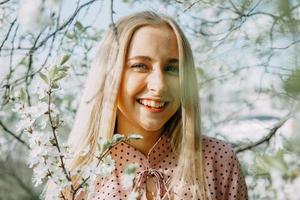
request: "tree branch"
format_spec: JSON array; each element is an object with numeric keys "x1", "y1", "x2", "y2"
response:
[
  {"x1": 0, "y1": 18, "x2": 16, "y2": 55},
  {"x1": 32, "y1": 0, "x2": 100, "y2": 51},
  {"x1": 234, "y1": 114, "x2": 291, "y2": 153},
  {"x1": 0, "y1": 120, "x2": 30, "y2": 149},
  {"x1": 110, "y1": 0, "x2": 119, "y2": 46},
  {"x1": 183, "y1": 0, "x2": 202, "y2": 12},
  {"x1": 0, "y1": 0, "x2": 10, "y2": 6}
]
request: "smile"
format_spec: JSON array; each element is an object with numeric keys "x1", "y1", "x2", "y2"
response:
[{"x1": 136, "y1": 99, "x2": 168, "y2": 113}]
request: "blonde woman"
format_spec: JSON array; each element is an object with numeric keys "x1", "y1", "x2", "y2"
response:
[{"x1": 47, "y1": 11, "x2": 248, "y2": 200}]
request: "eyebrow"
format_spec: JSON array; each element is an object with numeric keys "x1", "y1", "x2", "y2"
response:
[{"x1": 127, "y1": 56, "x2": 179, "y2": 64}]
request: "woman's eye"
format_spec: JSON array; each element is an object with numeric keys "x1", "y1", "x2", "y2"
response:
[
  {"x1": 165, "y1": 65, "x2": 179, "y2": 75},
  {"x1": 131, "y1": 63, "x2": 148, "y2": 71}
]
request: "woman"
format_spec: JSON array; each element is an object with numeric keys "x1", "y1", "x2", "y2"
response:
[{"x1": 46, "y1": 11, "x2": 248, "y2": 200}]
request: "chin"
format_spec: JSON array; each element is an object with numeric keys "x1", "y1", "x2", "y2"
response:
[{"x1": 140, "y1": 123, "x2": 164, "y2": 132}]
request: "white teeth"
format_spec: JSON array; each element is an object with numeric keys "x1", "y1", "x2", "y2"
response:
[
  {"x1": 138, "y1": 99, "x2": 166, "y2": 108},
  {"x1": 150, "y1": 101, "x2": 155, "y2": 108}
]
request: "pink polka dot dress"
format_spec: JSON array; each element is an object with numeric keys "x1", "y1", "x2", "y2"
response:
[{"x1": 76, "y1": 135, "x2": 248, "y2": 200}]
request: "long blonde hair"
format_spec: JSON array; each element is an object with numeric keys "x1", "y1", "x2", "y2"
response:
[{"x1": 56, "y1": 11, "x2": 211, "y2": 199}]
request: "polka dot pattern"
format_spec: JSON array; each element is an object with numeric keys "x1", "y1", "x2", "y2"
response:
[
  {"x1": 203, "y1": 137, "x2": 248, "y2": 200},
  {"x1": 75, "y1": 136, "x2": 248, "y2": 200}
]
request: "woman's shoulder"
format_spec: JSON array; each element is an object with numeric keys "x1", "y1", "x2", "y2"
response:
[
  {"x1": 201, "y1": 136, "x2": 240, "y2": 167},
  {"x1": 202, "y1": 136, "x2": 235, "y2": 155},
  {"x1": 202, "y1": 136, "x2": 249, "y2": 200}
]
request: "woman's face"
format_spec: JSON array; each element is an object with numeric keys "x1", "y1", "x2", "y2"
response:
[{"x1": 117, "y1": 24, "x2": 180, "y2": 135}]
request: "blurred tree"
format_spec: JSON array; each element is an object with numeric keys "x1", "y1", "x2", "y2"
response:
[{"x1": 0, "y1": 0, "x2": 299, "y2": 199}]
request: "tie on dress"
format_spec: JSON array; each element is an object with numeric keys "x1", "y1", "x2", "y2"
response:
[{"x1": 133, "y1": 168, "x2": 171, "y2": 200}]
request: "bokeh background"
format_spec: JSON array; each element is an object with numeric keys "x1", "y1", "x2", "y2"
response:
[{"x1": 0, "y1": 0, "x2": 300, "y2": 199}]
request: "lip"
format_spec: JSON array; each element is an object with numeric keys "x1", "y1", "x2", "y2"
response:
[{"x1": 136, "y1": 99, "x2": 168, "y2": 113}]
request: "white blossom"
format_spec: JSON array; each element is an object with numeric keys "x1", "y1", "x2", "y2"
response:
[
  {"x1": 33, "y1": 86, "x2": 47, "y2": 99},
  {"x1": 87, "y1": 192, "x2": 97, "y2": 199},
  {"x1": 17, "y1": 0, "x2": 60, "y2": 32},
  {"x1": 95, "y1": 155, "x2": 115, "y2": 177},
  {"x1": 270, "y1": 169, "x2": 282, "y2": 191},
  {"x1": 0, "y1": 137, "x2": 8, "y2": 157},
  {"x1": 12, "y1": 92, "x2": 122, "y2": 198},
  {"x1": 97, "y1": 137, "x2": 109, "y2": 154},
  {"x1": 121, "y1": 173, "x2": 135, "y2": 189},
  {"x1": 37, "y1": 118, "x2": 48, "y2": 129},
  {"x1": 80, "y1": 155, "x2": 115, "y2": 191},
  {"x1": 44, "y1": 0, "x2": 61, "y2": 7},
  {"x1": 12, "y1": 102, "x2": 24, "y2": 113},
  {"x1": 17, "y1": 0, "x2": 48, "y2": 31},
  {"x1": 284, "y1": 176, "x2": 300, "y2": 200},
  {"x1": 13, "y1": 101, "x2": 49, "y2": 132},
  {"x1": 121, "y1": 163, "x2": 139, "y2": 189},
  {"x1": 29, "y1": 102, "x2": 48, "y2": 118},
  {"x1": 127, "y1": 191, "x2": 139, "y2": 200},
  {"x1": 32, "y1": 162, "x2": 49, "y2": 186},
  {"x1": 16, "y1": 117, "x2": 34, "y2": 132},
  {"x1": 28, "y1": 146, "x2": 47, "y2": 167}
]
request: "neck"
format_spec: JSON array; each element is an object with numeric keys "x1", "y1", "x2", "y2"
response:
[
  {"x1": 127, "y1": 132, "x2": 162, "y2": 156},
  {"x1": 116, "y1": 113, "x2": 163, "y2": 155}
]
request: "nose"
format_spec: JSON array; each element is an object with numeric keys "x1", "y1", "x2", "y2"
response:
[{"x1": 147, "y1": 69, "x2": 166, "y2": 95}]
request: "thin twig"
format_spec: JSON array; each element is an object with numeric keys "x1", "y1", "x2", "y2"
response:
[
  {"x1": 47, "y1": 89, "x2": 71, "y2": 183},
  {"x1": 110, "y1": 0, "x2": 119, "y2": 46},
  {"x1": 0, "y1": 0, "x2": 10, "y2": 6},
  {"x1": 32, "y1": 0, "x2": 100, "y2": 51},
  {"x1": 184, "y1": 0, "x2": 202, "y2": 12},
  {"x1": 0, "y1": 18, "x2": 16, "y2": 55},
  {"x1": 234, "y1": 114, "x2": 291, "y2": 153},
  {"x1": 24, "y1": 30, "x2": 45, "y2": 107},
  {"x1": 271, "y1": 39, "x2": 300, "y2": 50},
  {"x1": 0, "y1": 0, "x2": 100, "y2": 94},
  {"x1": 0, "y1": 120, "x2": 30, "y2": 149}
]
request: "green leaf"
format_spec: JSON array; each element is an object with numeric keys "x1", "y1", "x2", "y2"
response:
[
  {"x1": 283, "y1": 69, "x2": 300, "y2": 97},
  {"x1": 124, "y1": 163, "x2": 139, "y2": 174},
  {"x1": 55, "y1": 115, "x2": 60, "y2": 128},
  {"x1": 197, "y1": 67, "x2": 206, "y2": 78},
  {"x1": 112, "y1": 134, "x2": 125, "y2": 143},
  {"x1": 103, "y1": 141, "x2": 112, "y2": 151},
  {"x1": 277, "y1": 0, "x2": 291, "y2": 17},
  {"x1": 267, "y1": 150, "x2": 288, "y2": 173},
  {"x1": 50, "y1": 65, "x2": 58, "y2": 80},
  {"x1": 75, "y1": 21, "x2": 84, "y2": 32},
  {"x1": 20, "y1": 88, "x2": 28, "y2": 102},
  {"x1": 60, "y1": 54, "x2": 70, "y2": 65},
  {"x1": 53, "y1": 72, "x2": 68, "y2": 82},
  {"x1": 60, "y1": 66, "x2": 70, "y2": 72},
  {"x1": 19, "y1": 57, "x2": 28, "y2": 66},
  {"x1": 39, "y1": 72, "x2": 49, "y2": 84},
  {"x1": 254, "y1": 150, "x2": 289, "y2": 175},
  {"x1": 253, "y1": 155, "x2": 270, "y2": 174},
  {"x1": 51, "y1": 82, "x2": 59, "y2": 89},
  {"x1": 66, "y1": 32, "x2": 74, "y2": 39}
]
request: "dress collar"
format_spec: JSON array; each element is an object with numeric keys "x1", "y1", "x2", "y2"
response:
[{"x1": 111, "y1": 134, "x2": 172, "y2": 167}]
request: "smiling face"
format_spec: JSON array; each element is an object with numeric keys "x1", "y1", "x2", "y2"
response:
[{"x1": 117, "y1": 24, "x2": 180, "y2": 136}]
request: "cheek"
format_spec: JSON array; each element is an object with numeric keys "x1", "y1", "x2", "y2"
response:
[
  {"x1": 173, "y1": 82, "x2": 181, "y2": 104},
  {"x1": 124, "y1": 74, "x2": 145, "y2": 97},
  {"x1": 168, "y1": 78, "x2": 180, "y2": 96}
]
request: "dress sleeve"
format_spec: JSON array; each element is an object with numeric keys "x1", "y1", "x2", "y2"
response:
[
  {"x1": 203, "y1": 137, "x2": 248, "y2": 200},
  {"x1": 225, "y1": 149, "x2": 248, "y2": 200}
]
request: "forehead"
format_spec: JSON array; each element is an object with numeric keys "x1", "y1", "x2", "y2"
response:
[{"x1": 126, "y1": 24, "x2": 179, "y2": 60}]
